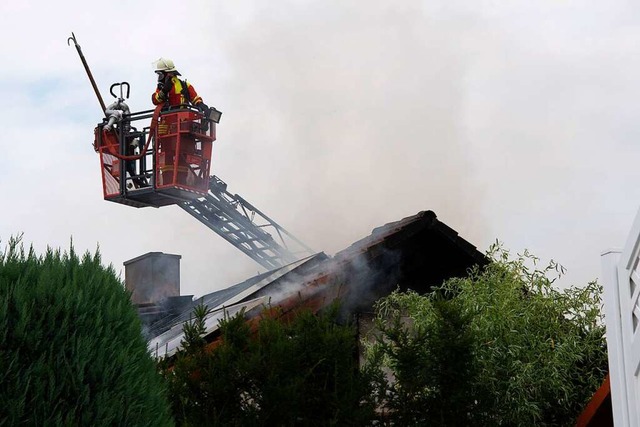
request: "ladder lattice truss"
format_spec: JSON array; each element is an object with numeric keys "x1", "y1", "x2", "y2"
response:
[{"x1": 180, "y1": 176, "x2": 313, "y2": 270}]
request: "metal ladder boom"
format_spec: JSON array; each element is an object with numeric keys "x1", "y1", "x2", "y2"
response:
[{"x1": 180, "y1": 176, "x2": 313, "y2": 270}]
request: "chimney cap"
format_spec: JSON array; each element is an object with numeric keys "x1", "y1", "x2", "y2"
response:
[{"x1": 123, "y1": 252, "x2": 182, "y2": 266}]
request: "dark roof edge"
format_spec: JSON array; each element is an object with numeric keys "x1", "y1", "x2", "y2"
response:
[{"x1": 427, "y1": 212, "x2": 490, "y2": 267}]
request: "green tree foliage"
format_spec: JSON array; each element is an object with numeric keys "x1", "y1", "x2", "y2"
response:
[
  {"x1": 365, "y1": 245, "x2": 608, "y2": 426},
  {"x1": 161, "y1": 303, "x2": 378, "y2": 426},
  {"x1": 0, "y1": 236, "x2": 172, "y2": 426}
]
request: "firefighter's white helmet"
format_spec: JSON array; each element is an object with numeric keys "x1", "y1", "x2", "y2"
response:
[{"x1": 153, "y1": 57, "x2": 178, "y2": 74}]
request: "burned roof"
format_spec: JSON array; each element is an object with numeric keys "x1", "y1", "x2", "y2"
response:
[
  {"x1": 146, "y1": 253, "x2": 329, "y2": 357},
  {"x1": 144, "y1": 210, "x2": 487, "y2": 357},
  {"x1": 333, "y1": 210, "x2": 488, "y2": 308}
]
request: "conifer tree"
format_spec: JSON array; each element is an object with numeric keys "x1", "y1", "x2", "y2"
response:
[{"x1": 0, "y1": 236, "x2": 172, "y2": 426}]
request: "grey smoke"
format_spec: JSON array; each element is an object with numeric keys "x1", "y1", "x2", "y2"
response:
[
  {"x1": 201, "y1": 1, "x2": 639, "y2": 291},
  {"x1": 210, "y1": 1, "x2": 487, "y2": 262}
]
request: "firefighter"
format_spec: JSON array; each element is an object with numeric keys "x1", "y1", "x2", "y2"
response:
[{"x1": 152, "y1": 57, "x2": 209, "y2": 114}]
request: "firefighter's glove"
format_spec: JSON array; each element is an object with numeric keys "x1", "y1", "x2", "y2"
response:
[
  {"x1": 197, "y1": 102, "x2": 209, "y2": 113},
  {"x1": 158, "y1": 76, "x2": 172, "y2": 98}
]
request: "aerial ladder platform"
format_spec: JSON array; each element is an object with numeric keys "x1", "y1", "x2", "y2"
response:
[
  {"x1": 69, "y1": 33, "x2": 312, "y2": 270},
  {"x1": 90, "y1": 99, "x2": 312, "y2": 269}
]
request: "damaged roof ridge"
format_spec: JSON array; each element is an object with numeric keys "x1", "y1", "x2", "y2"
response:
[
  {"x1": 334, "y1": 210, "x2": 437, "y2": 260},
  {"x1": 145, "y1": 209, "x2": 488, "y2": 357}
]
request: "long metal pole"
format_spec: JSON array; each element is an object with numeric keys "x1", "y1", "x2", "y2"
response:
[{"x1": 67, "y1": 32, "x2": 106, "y2": 113}]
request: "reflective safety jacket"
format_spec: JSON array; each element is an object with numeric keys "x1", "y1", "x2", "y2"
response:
[{"x1": 151, "y1": 76, "x2": 203, "y2": 107}]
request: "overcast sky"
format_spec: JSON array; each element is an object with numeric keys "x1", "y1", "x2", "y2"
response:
[{"x1": 1, "y1": 0, "x2": 639, "y2": 296}]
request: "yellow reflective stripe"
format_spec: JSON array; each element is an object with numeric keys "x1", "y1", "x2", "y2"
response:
[
  {"x1": 171, "y1": 77, "x2": 187, "y2": 104},
  {"x1": 172, "y1": 77, "x2": 182, "y2": 94}
]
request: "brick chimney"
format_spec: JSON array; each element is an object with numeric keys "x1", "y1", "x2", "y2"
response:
[{"x1": 123, "y1": 252, "x2": 181, "y2": 305}]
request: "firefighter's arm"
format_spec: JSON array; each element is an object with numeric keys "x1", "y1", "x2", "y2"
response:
[
  {"x1": 187, "y1": 83, "x2": 203, "y2": 106},
  {"x1": 152, "y1": 77, "x2": 172, "y2": 105},
  {"x1": 152, "y1": 89, "x2": 166, "y2": 105}
]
